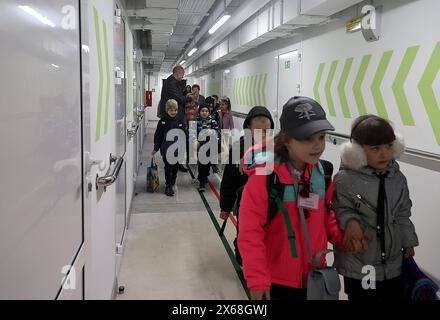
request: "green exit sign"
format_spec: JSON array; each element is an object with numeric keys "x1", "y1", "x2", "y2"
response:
[{"x1": 285, "y1": 61, "x2": 291, "y2": 70}]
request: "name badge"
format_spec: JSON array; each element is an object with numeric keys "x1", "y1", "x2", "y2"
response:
[{"x1": 298, "y1": 193, "x2": 320, "y2": 210}]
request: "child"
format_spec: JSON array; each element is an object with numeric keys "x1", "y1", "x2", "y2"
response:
[
  {"x1": 192, "y1": 105, "x2": 220, "y2": 192},
  {"x1": 220, "y1": 106, "x2": 274, "y2": 266},
  {"x1": 219, "y1": 97, "x2": 234, "y2": 130},
  {"x1": 152, "y1": 99, "x2": 186, "y2": 197},
  {"x1": 333, "y1": 114, "x2": 419, "y2": 301},
  {"x1": 238, "y1": 96, "x2": 345, "y2": 300}
]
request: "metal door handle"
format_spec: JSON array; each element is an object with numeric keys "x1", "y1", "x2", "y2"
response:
[
  {"x1": 127, "y1": 121, "x2": 140, "y2": 138},
  {"x1": 96, "y1": 154, "x2": 123, "y2": 188}
]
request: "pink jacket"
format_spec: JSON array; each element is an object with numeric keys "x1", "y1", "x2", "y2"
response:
[
  {"x1": 220, "y1": 111, "x2": 234, "y2": 130},
  {"x1": 238, "y1": 145, "x2": 344, "y2": 291}
]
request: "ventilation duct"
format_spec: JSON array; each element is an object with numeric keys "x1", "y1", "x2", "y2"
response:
[{"x1": 137, "y1": 30, "x2": 152, "y2": 58}]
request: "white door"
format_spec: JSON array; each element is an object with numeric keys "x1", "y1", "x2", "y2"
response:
[
  {"x1": 114, "y1": 3, "x2": 127, "y2": 259},
  {"x1": 0, "y1": 0, "x2": 85, "y2": 299},
  {"x1": 276, "y1": 50, "x2": 301, "y2": 129}
]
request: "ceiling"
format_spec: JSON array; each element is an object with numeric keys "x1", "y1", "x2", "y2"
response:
[{"x1": 124, "y1": 0, "x2": 218, "y2": 73}]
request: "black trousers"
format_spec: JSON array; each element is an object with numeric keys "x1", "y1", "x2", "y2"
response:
[
  {"x1": 344, "y1": 276, "x2": 404, "y2": 301},
  {"x1": 270, "y1": 283, "x2": 307, "y2": 300},
  {"x1": 197, "y1": 161, "x2": 211, "y2": 183},
  {"x1": 163, "y1": 157, "x2": 178, "y2": 186}
]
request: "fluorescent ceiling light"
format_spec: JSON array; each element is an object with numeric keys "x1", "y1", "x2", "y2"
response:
[
  {"x1": 188, "y1": 48, "x2": 198, "y2": 57},
  {"x1": 51, "y1": 64, "x2": 60, "y2": 69},
  {"x1": 82, "y1": 45, "x2": 90, "y2": 53},
  {"x1": 209, "y1": 15, "x2": 231, "y2": 35},
  {"x1": 224, "y1": 69, "x2": 231, "y2": 74},
  {"x1": 180, "y1": 60, "x2": 186, "y2": 65},
  {"x1": 19, "y1": 5, "x2": 55, "y2": 28}
]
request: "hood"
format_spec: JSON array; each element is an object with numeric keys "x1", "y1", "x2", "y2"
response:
[
  {"x1": 243, "y1": 106, "x2": 275, "y2": 130},
  {"x1": 340, "y1": 133, "x2": 405, "y2": 175}
]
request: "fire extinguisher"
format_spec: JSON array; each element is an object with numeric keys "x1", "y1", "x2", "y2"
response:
[{"x1": 145, "y1": 90, "x2": 152, "y2": 107}]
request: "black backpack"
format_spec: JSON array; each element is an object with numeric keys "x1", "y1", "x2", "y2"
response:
[{"x1": 232, "y1": 160, "x2": 334, "y2": 266}]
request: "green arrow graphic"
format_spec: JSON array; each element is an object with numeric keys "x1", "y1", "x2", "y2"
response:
[
  {"x1": 353, "y1": 54, "x2": 372, "y2": 116},
  {"x1": 418, "y1": 42, "x2": 440, "y2": 145},
  {"x1": 262, "y1": 74, "x2": 267, "y2": 106},
  {"x1": 252, "y1": 75, "x2": 258, "y2": 106},
  {"x1": 247, "y1": 76, "x2": 251, "y2": 106},
  {"x1": 325, "y1": 60, "x2": 338, "y2": 116},
  {"x1": 313, "y1": 63, "x2": 325, "y2": 104},
  {"x1": 371, "y1": 51, "x2": 393, "y2": 119},
  {"x1": 338, "y1": 58, "x2": 354, "y2": 118},
  {"x1": 257, "y1": 74, "x2": 263, "y2": 105},
  {"x1": 392, "y1": 46, "x2": 419, "y2": 126},
  {"x1": 103, "y1": 20, "x2": 110, "y2": 134},
  {"x1": 93, "y1": 7, "x2": 103, "y2": 142}
]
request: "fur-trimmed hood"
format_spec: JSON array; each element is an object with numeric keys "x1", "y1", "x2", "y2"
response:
[{"x1": 340, "y1": 133, "x2": 405, "y2": 172}]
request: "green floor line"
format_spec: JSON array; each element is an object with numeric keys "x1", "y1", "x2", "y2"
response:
[{"x1": 187, "y1": 166, "x2": 250, "y2": 300}]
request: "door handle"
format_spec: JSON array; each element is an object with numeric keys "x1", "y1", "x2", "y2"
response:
[
  {"x1": 127, "y1": 121, "x2": 140, "y2": 138},
  {"x1": 96, "y1": 154, "x2": 124, "y2": 189}
]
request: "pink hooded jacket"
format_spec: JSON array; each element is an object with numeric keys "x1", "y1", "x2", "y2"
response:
[{"x1": 237, "y1": 145, "x2": 344, "y2": 291}]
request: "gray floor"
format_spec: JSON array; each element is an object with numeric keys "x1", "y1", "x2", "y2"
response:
[{"x1": 116, "y1": 123, "x2": 247, "y2": 300}]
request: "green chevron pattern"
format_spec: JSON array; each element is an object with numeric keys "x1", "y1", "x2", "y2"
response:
[
  {"x1": 103, "y1": 20, "x2": 110, "y2": 135},
  {"x1": 353, "y1": 54, "x2": 371, "y2": 116},
  {"x1": 93, "y1": 8, "x2": 111, "y2": 142},
  {"x1": 371, "y1": 50, "x2": 393, "y2": 119},
  {"x1": 313, "y1": 63, "x2": 325, "y2": 104},
  {"x1": 338, "y1": 58, "x2": 353, "y2": 118},
  {"x1": 418, "y1": 42, "x2": 440, "y2": 145},
  {"x1": 392, "y1": 46, "x2": 419, "y2": 126},
  {"x1": 93, "y1": 7, "x2": 103, "y2": 142},
  {"x1": 233, "y1": 74, "x2": 268, "y2": 106},
  {"x1": 325, "y1": 61, "x2": 338, "y2": 116}
]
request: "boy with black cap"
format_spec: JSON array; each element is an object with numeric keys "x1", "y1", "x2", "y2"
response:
[
  {"x1": 219, "y1": 106, "x2": 274, "y2": 266},
  {"x1": 237, "y1": 96, "x2": 346, "y2": 300}
]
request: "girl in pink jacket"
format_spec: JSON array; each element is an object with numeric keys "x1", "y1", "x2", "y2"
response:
[
  {"x1": 238, "y1": 96, "x2": 345, "y2": 300},
  {"x1": 219, "y1": 97, "x2": 234, "y2": 130}
]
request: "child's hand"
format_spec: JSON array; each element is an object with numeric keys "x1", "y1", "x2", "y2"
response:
[
  {"x1": 403, "y1": 247, "x2": 415, "y2": 259},
  {"x1": 250, "y1": 289, "x2": 271, "y2": 300},
  {"x1": 220, "y1": 211, "x2": 230, "y2": 220},
  {"x1": 344, "y1": 219, "x2": 365, "y2": 254}
]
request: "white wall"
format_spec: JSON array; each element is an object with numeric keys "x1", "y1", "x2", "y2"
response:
[{"x1": 194, "y1": 0, "x2": 440, "y2": 281}]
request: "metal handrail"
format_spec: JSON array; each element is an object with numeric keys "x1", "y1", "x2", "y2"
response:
[{"x1": 96, "y1": 155, "x2": 124, "y2": 188}]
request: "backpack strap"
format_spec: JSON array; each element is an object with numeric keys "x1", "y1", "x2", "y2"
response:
[
  {"x1": 319, "y1": 160, "x2": 334, "y2": 214},
  {"x1": 265, "y1": 172, "x2": 298, "y2": 258}
]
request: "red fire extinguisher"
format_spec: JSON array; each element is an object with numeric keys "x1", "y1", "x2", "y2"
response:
[{"x1": 145, "y1": 90, "x2": 152, "y2": 107}]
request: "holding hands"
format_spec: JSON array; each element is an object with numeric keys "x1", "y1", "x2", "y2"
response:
[{"x1": 344, "y1": 219, "x2": 370, "y2": 254}]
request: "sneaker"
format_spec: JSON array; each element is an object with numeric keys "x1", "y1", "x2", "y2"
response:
[
  {"x1": 165, "y1": 185, "x2": 174, "y2": 197},
  {"x1": 198, "y1": 182, "x2": 206, "y2": 192},
  {"x1": 178, "y1": 164, "x2": 188, "y2": 172}
]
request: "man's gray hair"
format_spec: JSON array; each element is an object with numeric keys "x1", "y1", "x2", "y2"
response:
[{"x1": 173, "y1": 65, "x2": 184, "y2": 75}]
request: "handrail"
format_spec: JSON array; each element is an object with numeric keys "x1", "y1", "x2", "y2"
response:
[{"x1": 96, "y1": 155, "x2": 124, "y2": 188}]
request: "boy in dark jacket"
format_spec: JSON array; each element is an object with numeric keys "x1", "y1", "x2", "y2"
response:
[
  {"x1": 219, "y1": 106, "x2": 274, "y2": 265},
  {"x1": 191, "y1": 105, "x2": 220, "y2": 192},
  {"x1": 152, "y1": 99, "x2": 186, "y2": 196}
]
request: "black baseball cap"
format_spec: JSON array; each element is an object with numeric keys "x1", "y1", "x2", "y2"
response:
[{"x1": 279, "y1": 96, "x2": 334, "y2": 140}]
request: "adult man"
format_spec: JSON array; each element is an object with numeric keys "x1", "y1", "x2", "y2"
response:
[
  {"x1": 159, "y1": 66, "x2": 191, "y2": 121},
  {"x1": 159, "y1": 65, "x2": 191, "y2": 172},
  {"x1": 191, "y1": 84, "x2": 205, "y2": 109}
]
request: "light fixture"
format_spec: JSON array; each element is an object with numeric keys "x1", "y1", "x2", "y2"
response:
[
  {"x1": 51, "y1": 64, "x2": 60, "y2": 69},
  {"x1": 278, "y1": 51, "x2": 297, "y2": 60},
  {"x1": 188, "y1": 48, "x2": 198, "y2": 57},
  {"x1": 18, "y1": 5, "x2": 55, "y2": 28},
  {"x1": 224, "y1": 69, "x2": 231, "y2": 74},
  {"x1": 208, "y1": 14, "x2": 231, "y2": 35},
  {"x1": 180, "y1": 60, "x2": 186, "y2": 65}
]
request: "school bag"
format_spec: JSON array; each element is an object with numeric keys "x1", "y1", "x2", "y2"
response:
[
  {"x1": 231, "y1": 160, "x2": 334, "y2": 266},
  {"x1": 146, "y1": 157, "x2": 159, "y2": 193}
]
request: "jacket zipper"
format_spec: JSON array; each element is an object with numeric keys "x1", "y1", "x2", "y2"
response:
[{"x1": 355, "y1": 193, "x2": 377, "y2": 212}]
